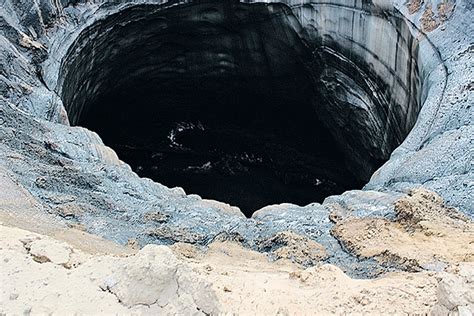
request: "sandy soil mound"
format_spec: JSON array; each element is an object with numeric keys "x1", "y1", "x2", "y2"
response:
[
  {"x1": 0, "y1": 224, "x2": 219, "y2": 315},
  {"x1": 332, "y1": 189, "x2": 474, "y2": 270},
  {"x1": 257, "y1": 230, "x2": 328, "y2": 265}
]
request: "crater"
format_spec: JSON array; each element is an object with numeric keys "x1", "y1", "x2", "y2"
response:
[{"x1": 59, "y1": 1, "x2": 422, "y2": 217}]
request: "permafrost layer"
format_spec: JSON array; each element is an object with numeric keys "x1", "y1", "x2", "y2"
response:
[{"x1": 0, "y1": 0, "x2": 472, "y2": 276}]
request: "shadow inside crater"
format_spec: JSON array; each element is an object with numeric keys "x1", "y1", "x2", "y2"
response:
[{"x1": 60, "y1": 1, "x2": 421, "y2": 217}]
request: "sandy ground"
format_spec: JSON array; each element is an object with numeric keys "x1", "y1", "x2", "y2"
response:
[
  {"x1": 1, "y1": 220, "x2": 473, "y2": 315},
  {"x1": 1, "y1": 174, "x2": 473, "y2": 314}
]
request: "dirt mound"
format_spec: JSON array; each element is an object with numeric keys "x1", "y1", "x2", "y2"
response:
[{"x1": 331, "y1": 189, "x2": 473, "y2": 269}]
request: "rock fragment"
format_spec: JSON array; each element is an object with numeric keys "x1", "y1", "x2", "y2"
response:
[{"x1": 259, "y1": 231, "x2": 328, "y2": 266}]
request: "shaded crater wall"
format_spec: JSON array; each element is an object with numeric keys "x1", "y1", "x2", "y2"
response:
[
  {"x1": 58, "y1": 0, "x2": 424, "y2": 184},
  {"x1": 53, "y1": 0, "x2": 431, "y2": 215},
  {"x1": 290, "y1": 1, "x2": 423, "y2": 180}
]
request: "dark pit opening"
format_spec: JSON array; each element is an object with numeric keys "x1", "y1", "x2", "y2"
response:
[{"x1": 60, "y1": 1, "x2": 421, "y2": 217}]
